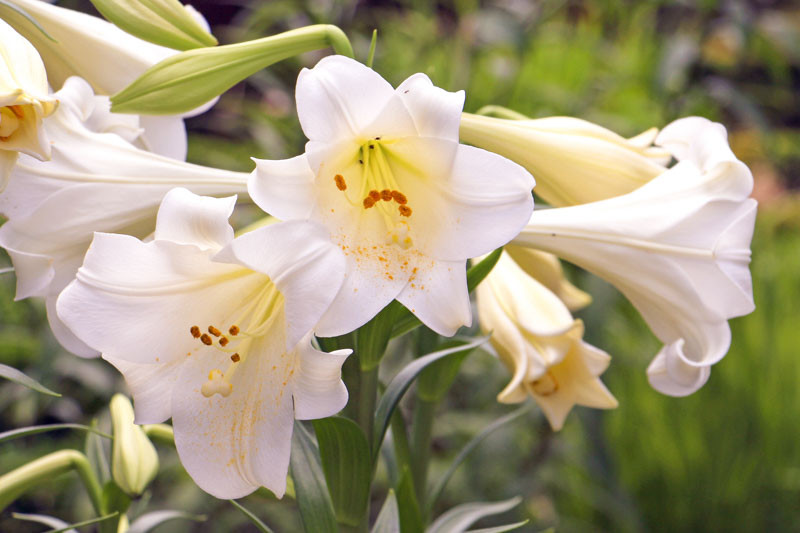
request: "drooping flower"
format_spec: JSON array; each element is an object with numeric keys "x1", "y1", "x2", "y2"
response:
[
  {"x1": 0, "y1": 0, "x2": 214, "y2": 159},
  {"x1": 512, "y1": 117, "x2": 757, "y2": 396},
  {"x1": 0, "y1": 18, "x2": 57, "y2": 186},
  {"x1": 503, "y1": 245, "x2": 592, "y2": 311},
  {"x1": 251, "y1": 56, "x2": 534, "y2": 337},
  {"x1": 0, "y1": 77, "x2": 248, "y2": 357},
  {"x1": 57, "y1": 188, "x2": 350, "y2": 498},
  {"x1": 476, "y1": 250, "x2": 616, "y2": 430},
  {"x1": 459, "y1": 113, "x2": 670, "y2": 207}
]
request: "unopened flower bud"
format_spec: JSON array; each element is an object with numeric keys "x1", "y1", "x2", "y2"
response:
[{"x1": 110, "y1": 394, "x2": 159, "y2": 496}]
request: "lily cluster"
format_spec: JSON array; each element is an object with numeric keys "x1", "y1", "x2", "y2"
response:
[{"x1": 0, "y1": 1, "x2": 755, "y2": 502}]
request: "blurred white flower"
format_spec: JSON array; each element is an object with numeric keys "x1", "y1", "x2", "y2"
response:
[
  {"x1": 513, "y1": 117, "x2": 757, "y2": 396},
  {"x1": 0, "y1": 18, "x2": 57, "y2": 186},
  {"x1": 459, "y1": 113, "x2": 670, "y2": 206},
  {"x1": 58, "y1": 188, "x2": 350, "y2": 499},
  {"x1": 251, "y1": 56, "x2": 534, "y2": 337},
  {"x1": 0, "y1": 77, "x2": 248, "y2": 357},
  {"x1": 477, "y1": 250, "x2": 616, "y2": 430}
]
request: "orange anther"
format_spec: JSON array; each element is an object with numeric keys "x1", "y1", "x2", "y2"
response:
[
  {"x1": 219, "y1": 336, "x2": 229, "y2": 347},
  {"x1": 334, "y1": 174, "x2": 347, "y2": 191},
  {"x1": 208, "y1": 325, "x2": 221, "y2": 337},
  {"x1": 368, "y1": 190, "x2": 380, "y2": 201},
  {"x1": 231, "y1": 353, "x2": 241, "y2": 362},
  {"x1": 381, "y1": 189, "x2": 392, "y2": 201},
  {"x1": 200, "y1": 334, "x2": 213, "y2": 346},
  {"x1": 190, "y1": 325, "x2": 201, "y2": 338},
  {"x1": 398, "y1": 205, "x2": 412, "y2": 217},
  {"x1": 391, "y1": 191, "x2": 407, "y2": 204},
  {"x1": 363, "y1": 197, "x2": 375, "y2": 209}
]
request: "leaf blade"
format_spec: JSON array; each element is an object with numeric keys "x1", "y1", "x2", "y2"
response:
[{"x1": 0, "y1": 363, "x2": 60, "y2": 397}]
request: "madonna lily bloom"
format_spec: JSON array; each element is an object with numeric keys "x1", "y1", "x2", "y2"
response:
[
  {"x1": 503, "y1": 245, "x2": 591, "y2": 311},
  {"x1": 512, "y1": 117, "x2": 757, "y2": 396},
  {"x1": 251, "y1": 56, "x2": 534, "y2": 337},
  {"x1": 0, "y1": 0, "x2": 215, "y2": 159},
  {"x1": 0, "y1": 77, "x2": 248, "y2": 357},
  {"x1": 459, "y1": 113, "x2": 670, "y2": 207},
  {"x1": 0, "y1": 18, "x2": 57, "y2": 186},
  {"x1": 476, "y1": 250, "x2": 616, "y2": 430},
  {"x1": 57, "y1": 188, "x2": 350, "y2": 498}
]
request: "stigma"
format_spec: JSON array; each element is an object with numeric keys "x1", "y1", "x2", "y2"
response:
[{"x1": 201, "y1": 369, "x2": 232, "y2": 398}]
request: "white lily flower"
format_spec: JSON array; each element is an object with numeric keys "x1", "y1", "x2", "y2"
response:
[
  {"x1": 57, "y1": 188, "x2": 350, "y2": 498},
  {"x1": 459, "y1": 113, "x2": 671, "y2": 207},
  {"x1": 0, "y1": 0, "x2": 216, "y2": 160},
  {"x1": 512, "y1": 117, "x2": 757, "y2": 396},
  {"x1": 251, "y1": 56, "x2": 534, "y2": 337},
  {"x1": 476, "y1": 251, "x2": 616, "y2": 430},
  {"x1": 504, "y1": 245, "x2": 591, "y2": 311},
  {"x1": 0, "y1": 77, "x2": 248, "y2": 357},
  {"x1": 0, "y1": 18, "x2": 57, "y2": 185}
]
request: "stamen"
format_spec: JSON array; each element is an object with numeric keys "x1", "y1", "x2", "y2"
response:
[
  {"x1": 398, "y1": 205, "x2": 412, "y2": 217},
  {"x1": 229, "y1": 325, "x2": 240, "y2": 336},
  {"x1": 219, "y1": 336, "x2": 229, "y2": 347},
  {"x1": 200, "y1": 334, "x2": 213, "y2": 346},
  {"x1": 363, "y1": 197, "x2": 376, "y2": 209},
  {"x1": 208, "y1": 325, "x2": 221, "y2": 337},
  {"x1": 334, "y1": 174, "x2": 347, "y2": 191},
  {"x1": 231, "y1": 353, "x2": 241, "y2": 362},
  {"x1": 369, "y1": 190, "x2": 381, "y2": 201},
  {"x1": 531, "y1": 372, "x2": 559, "y2": 396},
  {"x1": 190, "y1": 325, "x2": 201, "y2": 338},
  {"x1": 380, "y1": 189, "x2": 393, "y2": 201},
  {"x1": 201, "y1": 369, "x2": 233, "y2": 398},
  {"x1": 391, "y1": 191, "x2": 407, "y2": 204}
]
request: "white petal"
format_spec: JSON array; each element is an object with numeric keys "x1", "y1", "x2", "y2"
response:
[
  {"x1": 295, "y1": 55, "x2": 399, "y2": 141},
  {"x1": 104, "y1": 355, "x2": 180, "y2": 423},
  {"x1": 0, "y1": 150, "x2": 17, "y2": 190},
  {"x1": 292, "y1": 338, "x2": 350, "y2": 420},
  {"x1": 646, "y1": 343, "x2": 711, "y2": 397},
  {"x1": 154, "y1": 188, "x2": 236, "y2": 251},
  {"x1": 219, "y1": 220, "x2": 346, "y2": 349},
  {"x1": 395, "y1": 259, "x2": 471, "y2": 336},
  {"x1": 172, "y1": 333, "x2": 295, "y2": 498},
  {"x1": 2, "y1": 246, "x2": 53, "y2": 300},
  {"x1": 249, "y1": 155, "x2": 315, "y2": 220},
  {"x1": 396, "y1": 73, "x2": 464, "y2": 141},
  {"x1": 138, "y1": 115, "x2": 188, "y2": 160}
]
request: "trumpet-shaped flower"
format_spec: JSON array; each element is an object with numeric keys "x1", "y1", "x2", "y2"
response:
[
  {"x1": 512, "y1": 117, "x2": 757, "y2": 396},
  {"x1": 0, "y1": 19, "x2": 57, "y2": 186},
  {"x1": 251, "y1": 56, "x2": 534, "y2": 337},
  {"x1": 459, "y1": 113, "x2": 670, "y2": 207},
  {"x1": 504, "y1": 245, "x2": 591, "y2": 311},
  {"x1": 0, "y1": 0, "x2": 214, "y2": 159},
  {"x1": 0, "y1": 77, "x2": 248, "y2": 357},
  {"x1": 476, "y1": 250, "x2": 616, "y2": 430},
  {"x1": 57, "y1": 188, "x2": 350, "y2": 498}
]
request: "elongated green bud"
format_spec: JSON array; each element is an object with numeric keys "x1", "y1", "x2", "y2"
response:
[
  {"x1": 89, "y1": 0, "x2": 217, "y2": 50},
  {"x1": 110, "y1": 394, "x2": 159, "y2": 496},
  {"x1": 111, "y1": 24, "x2": 354, "y2": 115}
]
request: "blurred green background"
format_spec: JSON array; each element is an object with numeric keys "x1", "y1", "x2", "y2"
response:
[{"x1": 1, "y1": 0, "x2": 799, "y2": 531}]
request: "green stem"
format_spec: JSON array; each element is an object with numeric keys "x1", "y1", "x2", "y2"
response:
[
  {"x1": 410, "y1": 398, "x2": 436, "y2": 510},
  {"x1": 324, "y1": 24, "x2": 355, "y2": 58},
  {"x1": 390, "y1": 409, "x2": 413, "y2": 479},
  {"x1": 142, "y1": 423, "x2": 175, "y2": 446},
  {"x1": 0, "y1": 450, "x2": 105, "y2": 516},
  {"x1": 358, "y1": 366, "x2": 379, "y2": 452}
]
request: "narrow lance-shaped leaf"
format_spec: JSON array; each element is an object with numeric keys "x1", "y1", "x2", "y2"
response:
[
  {"x1": 372, "y1": 490, "x2": 400, "y2": 533},
  {"x1": 111, "y1": 24, "x2": 354, "y2": 115},
  {"x1": 372, "y1": 337, "x2": 488, "y2": 464},
  {"x1": 416, "y1": 339, "x2": 480, "y2": 403},
  {"x1": 466, "y1": 521, "x2": 530, "y2": 533},
  {"x1": 312, "y1": 417, "x2": 371, "y2": 527},
  {"x1": 396, "y1": 467, "x2": 423, "y2": 533},
  {"x1": 0, "y1": 363, "x2": 60, "y2": 397},
  {"x1": 427, "y1": 497, "x2": 523, "y2": 533},
  {"x1": 0, "y1": 423, "x2": 111, "y2": 445},
  {"x1": 228, "y1": 501, "x2": 273, "y2": 533},
  {"x1": 290, "y1": 422, "x2": 338, "y2": 533}
]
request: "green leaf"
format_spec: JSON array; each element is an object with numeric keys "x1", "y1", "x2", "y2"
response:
[
  {"x1": 290, "y1": 422, "x2": 338, "y2": 533},
  {"x1": 467, "y1": 521, "x2": 530, "y2": 533},
  {"x1": 41, "y1": 512, "x2": 119, "y2": 533},
  {"x1": 0, "y1": 363, "x2": 60, "y2": 396},
  {"x1": 390, "y1": 249, "x2": 503, "y2": 339},
  {"x1": 416, "y1": 339, "x2": 479, "y2": 403},
  {"x1": 0, "y1": 0, "x2": 56, "y2": 41},
  {"x1": 89, "y1": 0, "x2": 217, "y2": 50},
  {"x1": 229, "y1": 500, "x2": 273, "y2": 533},
  {"x1": 312, "y1": 417, "x2": 371, "y2": 527},
  {"x1": 372, "y1": 490, "x2": 400, "y2": 533},
  {"x1": 373, "y1": 337, "x2": 488, "y2": 463},
  {"x1": 85, "y1": 419, "x2": 111, "y2": 484},
  {"x1": 355, "y1": 301, "x2": 405, "y2": 371},
  {"x1": 101, "y1": 481, "x2": 131, "y2": 515},
  {"x1": 111, "y1": 24, "x2": 353, "y2": 115},
  {"x1": 12, "y1": 513, "x2": 75, "y2": 533},
  {"x1": 396, "y1": 468, "x2": 423, "y2": 533},
  {"x1": 427, "y1": 497, "x2": 522, "y2": 533},
  {"x1": 0, "y1": 423, "x2": 111, "y2": 445},
  {"x1": 427, "y1": 404, "x2": 532, "y2": 511}
]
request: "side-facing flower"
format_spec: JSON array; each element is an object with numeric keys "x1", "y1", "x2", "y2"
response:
[
  {"x1": 0, "y1": 0, "x2": 215, "y2": 159},
  {"x1": 57, "y1": 188, "x2": 350, "y2": 498},
  {"x1": 503, "y1": 245, "x2": 592, "y2": 311},
  {"x1": 0, "y1": 77, "x2": 248, "y2": 357},
  {"x1": 459, "y1": 113, "x2": 670, "y2": 207},
  {"x1": 251, "y1": 56, "x2": 534, "y2": 337},
  {"x1": 476, "y1": 250, "x2": 616, "y2": 430},
  {"x1": 512, "y1": 117, "x2": 757, "y2": 396},
  {"x1": 0, "y1": 19, "x2": 57, "y2": 186}
]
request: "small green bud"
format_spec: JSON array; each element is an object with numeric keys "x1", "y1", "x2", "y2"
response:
[
  {"x1": 89, "y1": 0, "x2": 217, "y2": 50},
  {"x1": 110, "y1": 394, "x2": 159, "y2": 497},
  {"x1": 111, "y1": 24, "x2": 354, "y2": 115}
]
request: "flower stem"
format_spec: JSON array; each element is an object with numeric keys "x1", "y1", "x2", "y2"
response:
[
  {"x1": 0, "y1": 450, "x2": 105, "y2": 516},
  {"x1": 410, "y1": 398, "x2": 436, "y2": 509}
]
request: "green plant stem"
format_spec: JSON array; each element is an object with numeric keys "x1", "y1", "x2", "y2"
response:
[
  {"x1": 410, "y1": 398, "x2": 436, "y2": 509},
  {"x1": 358, "y1": 366, "x2": 379, "y2": 452},
  {"x1": 143, "y1": 423, "x2": 175, "y2": 446},
  {"x1": 390, "y1": 409, "x2": 413, "y2": 478},
  {"x1": 0, "y1": 450, "x2": 105, "y2": 516}
]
